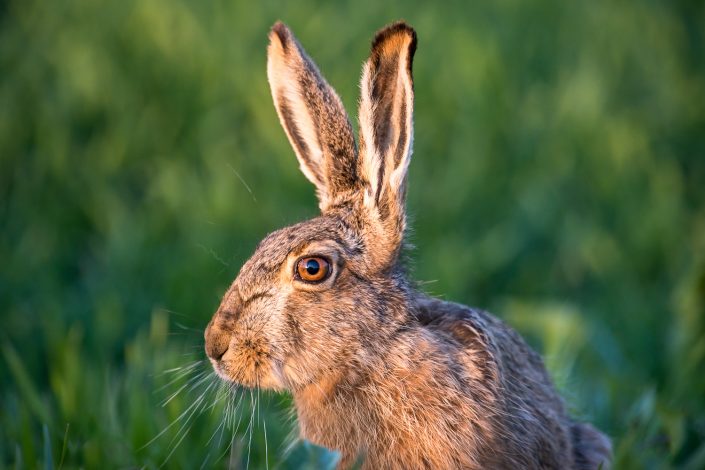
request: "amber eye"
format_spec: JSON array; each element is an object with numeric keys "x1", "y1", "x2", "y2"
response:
[{"x1": 296, "y1": 257, "x2": 330, "y2": 283}]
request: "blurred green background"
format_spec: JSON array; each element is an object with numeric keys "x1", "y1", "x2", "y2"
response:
[{"x1": 1, "y1": 0, "x2": 704, "y2": 468}]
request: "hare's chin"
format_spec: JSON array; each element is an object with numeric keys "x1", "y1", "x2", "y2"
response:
[{"x1": 210, "y1": 360, "x2": 233, "y2": 382}]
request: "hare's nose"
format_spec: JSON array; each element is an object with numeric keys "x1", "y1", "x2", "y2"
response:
[{"x1": 204, "y1": 320, "x2": 230, "y2": 361}]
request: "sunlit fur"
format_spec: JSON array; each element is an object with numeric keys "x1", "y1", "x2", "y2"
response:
[{"x1": 205, "y1": 21, "x2": 612, "y2": 469}]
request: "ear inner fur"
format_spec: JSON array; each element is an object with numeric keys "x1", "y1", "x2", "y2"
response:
[
  {"x1": 276, "y1": 93, "x2": 322, "y2": 185},
  {"x1": 357, "y1": 21, "x2": 417, "y2": 268}
]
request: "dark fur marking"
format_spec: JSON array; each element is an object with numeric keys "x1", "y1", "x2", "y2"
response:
[
  {"x1": 277, "y1": 93, "x2": 323, "y2": 184},
  {"x1": 371, "y1": 21, "x2": 416, "y2": 53},
  {"x1": 378, "y1": 194, "x2": 391, "y2": 221},
  {"x1": 220, "y1": 309, "x2": 241, "y2": 324},
  {"x1": 447, "y1": 351, "x2": 470, "y2": 388},
  {"x1": 347, "y1": 268, "x2": 368, "y2": 285},
  {"x1": 271, "y1": 22, "x2": 290, "y2": 52},
  {"x1": 394, "y1": 89, "x2": 408, "y2": 169},
  {"x1": 284, "y1": 306, "x2": 303, "y2": 351},
  {"x1": 371, "y1": 22, "x2": 417, "y2": 81},
  {"x1": 370, "y1": 51, "x2": 399, "y2": 156},
  {"x1": 242, "y1": 292, "x2": 272, "y2": 310},
  {"x1": 375, "y1": 156, "x2": 386, "y2": 206}
]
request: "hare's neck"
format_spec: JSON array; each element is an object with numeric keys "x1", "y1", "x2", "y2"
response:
[
  {"x1": 292, "y1": 324, "x2": 455, "y2": 466},
  {"x1": 292, "y1": 371, "x2": 359, "y2": 455}
]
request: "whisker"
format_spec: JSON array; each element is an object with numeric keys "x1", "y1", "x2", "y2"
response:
[
  {"x1": 261, "y1": 389, "x2": 269, "y2": 470},
  {"x1": 159, "y1": 422, "x2": 194, "y2": 468},
  {"x1": 227, "y1": 435, "x2": 239, "y2": 469},
  {"x1": 157, "y1": 360, "x2": 203, "y2": 377},
  {"x1": 173, "y1": 322, "x2": 204, "y2": 333},
  {"x1": 206, "y1": 401, "x2": 229, "y2": 447},
  {"x1": 141, "y1": 383, "x2": 207, "y2": 450},
  {"x1": 158, "y1": 366, "x2": 208, "y2": 395},
  {"x1": 160, "y1": 308, "x2": 192, "y2": 318},
  {"x1": 213, "y1": 386, "x2": 247, "y2": 466},
  {"x1": 196, "y1": 242, "x2": 231, "y2": 268},
  {"x1": 227, "y1": 163, "x2": 257, "y2": 203},
  {"x1": 246, "y1": 388, "x2": 256, "y2": 470},
  {"x1": 160, "y1": 381, "x2": 218, "y2": 465},
  {"x1": 199, "y1": 451, "x2": 211, "y2": 470},
  {"x1": 160, "y1": 370, "x2": 211, "y2": 407}
]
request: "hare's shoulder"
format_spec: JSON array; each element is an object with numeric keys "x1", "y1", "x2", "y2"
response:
[
  {"x1": 412, "y1": 296, "x2": 501, "y2": 382},
  {"x1": 413, "y1": 295, "x2": 502, "y2": 350},
  {"x1": 413, "y1": 295, "x2": 555, "y2": 390}
]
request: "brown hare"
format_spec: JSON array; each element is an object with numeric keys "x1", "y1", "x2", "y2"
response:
[{"x1": 204, "y1": 21, "x2": 612, "y2": 469}]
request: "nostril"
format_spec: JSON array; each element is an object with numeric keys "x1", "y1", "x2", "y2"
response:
[
  {"x1": 206, "y1": 334, "x2": 230, "y2": 361},
  {"x1": 209, "y1": 342, "x2": 229, "y2": 361},
  {"x1": 205, "y1": 322, "x2": 231, "y2": 361}
]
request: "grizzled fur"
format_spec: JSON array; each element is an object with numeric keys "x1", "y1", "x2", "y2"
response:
[{"x1": 204, "y1": 21, "x2": 612, "y2": 469}]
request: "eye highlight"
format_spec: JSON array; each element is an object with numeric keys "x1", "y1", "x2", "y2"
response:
[{"x1": 296, "y1": 257, "x2": 330, "y2": 283}]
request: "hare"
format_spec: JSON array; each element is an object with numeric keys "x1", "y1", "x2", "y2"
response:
[{"x1": 204, "y1": 21, "x2": 612, "y2": 469}]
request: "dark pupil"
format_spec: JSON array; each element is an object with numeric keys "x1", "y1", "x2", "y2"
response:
[{"x1": 305, "y1": 259, "x2": 320, "y2": 275}]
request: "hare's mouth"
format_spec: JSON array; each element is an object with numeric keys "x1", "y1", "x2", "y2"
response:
[{"x1": 210, "y1": 344, "x2": 283, "y2": 390}]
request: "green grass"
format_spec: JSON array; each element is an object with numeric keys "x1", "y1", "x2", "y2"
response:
[{"x1": 1, "y1": 0, "x2": 704, "y2": 468}]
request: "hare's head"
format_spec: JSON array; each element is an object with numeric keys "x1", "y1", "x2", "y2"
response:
[{"x1": 205, "y1": 22, "x2": 417, "y2": 391}]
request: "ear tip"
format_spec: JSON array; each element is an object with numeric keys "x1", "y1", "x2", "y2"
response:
[
  {"x1": 269, "y1": 21, "x2": 292, "y2": 51},
  {"x1": 371, "y1": 20, "x2": 417, "y2": 52}
]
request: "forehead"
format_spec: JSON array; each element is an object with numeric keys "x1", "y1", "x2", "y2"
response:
[
  {"x1": 258, "y1": 215, "x2": 347, "y2": 256},
  {"x1": 237, "y1": 214, "x2": 360, "y2": 283}
]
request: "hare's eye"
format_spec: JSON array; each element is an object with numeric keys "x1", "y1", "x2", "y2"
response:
[{"x1": 296, "y1": 257, "x2": 330, "y2": 283}]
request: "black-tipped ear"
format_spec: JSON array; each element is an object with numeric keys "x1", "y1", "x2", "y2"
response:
[
  {"x1": 357, "y1": 21, "x2": 417, "y2": 263},
  {"x1": 267, "y1": 22, "x2": 359, "y2": 211}
]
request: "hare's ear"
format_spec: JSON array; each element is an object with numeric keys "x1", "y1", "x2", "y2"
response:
[
  {"x1": 357, "y1": 22, "x2": 417, "y2": 264},
  {"x1": 267, "y1": 22, "x2": 358, "y2": 211}
]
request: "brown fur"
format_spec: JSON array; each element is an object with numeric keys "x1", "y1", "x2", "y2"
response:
[{"x1": 204, "y1": 21, "x2": 611, "y2": 469}]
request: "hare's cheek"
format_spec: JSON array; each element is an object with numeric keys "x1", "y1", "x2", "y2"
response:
[
  {"x1": 279, "y1": 357, "x2": 314, "y2": 388},
  {"x1": 247, "y1": 360, "x2": 284, "y2": 390}
]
